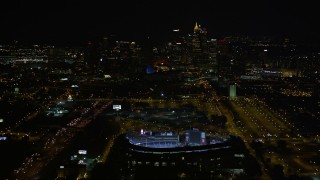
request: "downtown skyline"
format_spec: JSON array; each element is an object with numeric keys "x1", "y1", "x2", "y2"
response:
[
  {"x1": 1, "y1": 2, "x2": 320, "y2": 178},
  {"x1": 1, "y1": 0, "x2": 320, "y2": 45}
]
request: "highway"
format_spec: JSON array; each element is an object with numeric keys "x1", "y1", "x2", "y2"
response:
[
  {"x1": 224, "y1": 96, "x2": 319, "y2": 177},
  {"x1": 12, "y1": 100, "x2": 113, "y2": 179},
  {"x1": 5, "y1": 80, "x2": 319, "y2": 179}
]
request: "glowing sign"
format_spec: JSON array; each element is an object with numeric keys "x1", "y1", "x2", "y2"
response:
[
  {"x1": 0, "y1": 137, "x2": 7, "y2": 140},
  {"x1": 78, "y1": 150, "x2": 87, "y2": 154},
  {"x1": 113, "y1": 105, "x2": 121, "y2": 111}
]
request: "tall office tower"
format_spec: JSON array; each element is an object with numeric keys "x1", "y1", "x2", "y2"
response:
[
  {"x1": 207, "y1": 38, "x2": 218, "y2": 72},
  {"x1": 189, "y1": 22, "x2": 209, "y2": 65},
  {"x1": 191, "y1": 22, "x2": 202, "y2": 61},
  {"x1": 85, "y1": 41, "x2": 99, "y2": 68},
  {"x1": 140, "y1": 36, "x2": 154, "y2": 66},
  {"x1": 172, "y1": 29, "x2": 183, "y2": 44},
  {"x1": 229, "y1": 84, "x2": 237, "y2": 98},
  {"x1": 129, "y1": 42, "x2": 139, "y2": 59},
  {"x1": 98, "y1": 35, "x2": 117, "y2": 61},
  {"x1": 169, "y1": 29, "x2": 186, "y2": 63},
  {"x1": 217, "y1": 39, "x2": 232, "y2": 79}
]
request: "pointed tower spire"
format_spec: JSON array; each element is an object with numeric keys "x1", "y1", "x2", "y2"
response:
[{"x1": 194, "y1": 22, "x2": 199, "y2": 33}]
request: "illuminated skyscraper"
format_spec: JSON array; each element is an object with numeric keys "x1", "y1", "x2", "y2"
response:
[
  {"x1": 207, "y1": 38, "x2": 218, "y2": 72},
  {"x1": 194, "y1": 22, "x2": 199, "y2": 32},
  {"x1": 188, "y1": 22, "x2": 209, "y2": 64},
  {"x1": 229, "y1": 84, "x2": 237, "y2": 98}
]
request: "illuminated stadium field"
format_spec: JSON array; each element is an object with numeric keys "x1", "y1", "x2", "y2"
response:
[
  {"x1": 127, "y1": 131, "x2": 181, "y2": 148},
  {"x1": 126, "y1": 130, "x2": 229, "y2": 149}
]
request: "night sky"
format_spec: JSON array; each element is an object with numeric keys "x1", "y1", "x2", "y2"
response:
[{"x1": 1, "y1": 0, "x2": 319, "y2": 45}]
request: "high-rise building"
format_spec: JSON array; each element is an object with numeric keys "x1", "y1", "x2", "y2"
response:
[
  {"x1": 229, "y1": 84, "x2": 237, "y2": 98},
  {"x1": 169, "y1": 29, "x2": 187, "y2": 63},
  {"x1": 85, "y1": 40, "x2": 99, "y2": 67},
  {"x1": 140, "y1": 36, "x2": 154, "y2": 66},
  {"x1": 190, "y1": 22, "x2": 208, "y2": 62},
  {"x1": 207, "y1": 38, "x2": 218, "y2": 72},
  {"x1": 217, "y1": 39, "x2": 232, "y2": 79}
]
